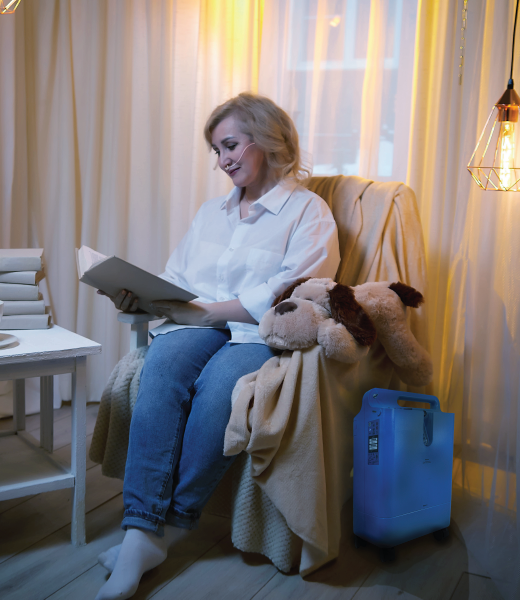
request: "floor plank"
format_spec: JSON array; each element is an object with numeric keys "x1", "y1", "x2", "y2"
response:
[
  {"x1": 450, "y1": 572, "x2": 505, "y2": 600},
  {"x1": 0, "y1": 431, "x2": 99, "y2": 515},
  {"x1": 0, "y1": 403, "x2": 121, "y2": 563},
  {"x1": 0, "y1": 404, "x2": 73, "y2": 432},
  {"x1": 348, "y1": 522, "x2": 470, "y2": 600},
  {"x1": 150, "y1": 534, "x2": 277, "y2": 600},
  {"x1": 252, "y1": 502, "x2": 374, "y2": 600},
  {"x1": 47, "y1": 514, "x2": 233, "y2": 600},
  {"x1": 0, "y1": 404, "x2": 509, "y2": 600},
  {"x1": 0, "y1": 465, "x2": 123, "y2": 563},
  {"x1": 29, "y1": 403, "x2": 99, "y2": 448},
  {"x1": 0, "y1": 494, "x2": 125, "y2": 600},
  {"x1": 0, "y1": 403, "x2": 103, "y2": 515}
]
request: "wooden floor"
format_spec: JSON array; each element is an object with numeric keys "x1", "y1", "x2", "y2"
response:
[{"x1": 0, "y1": 404, "x2": 506, "y2": 600}]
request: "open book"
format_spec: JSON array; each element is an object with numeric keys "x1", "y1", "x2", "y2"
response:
[{"x1": 76, "y1": 245, "x2": 196, "y2": 314}]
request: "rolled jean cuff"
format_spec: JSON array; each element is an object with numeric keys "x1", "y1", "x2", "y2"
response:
[
  {"x1": 165, "y1": 507, "x2": 200, "y2": 531},
  {"x1": 122, "y1": 509, "x2": 166, "y2": 536}
]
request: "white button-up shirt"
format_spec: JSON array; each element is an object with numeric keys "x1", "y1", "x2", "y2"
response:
[{"x1": 151, "y1": 179, "x2": 340, "y2": 344}]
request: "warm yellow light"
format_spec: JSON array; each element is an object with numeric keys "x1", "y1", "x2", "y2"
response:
[
  {"x1": 468, "y1": 86, "x2": 520, "y2": 191},
  {"x1": 499, "y1": 122, "x2": 515, "y2": 190},
  {"x1": 329, "y1": 15, "x2": 341, "y2": 27},
  {"x1": 0, "y1": 0, "x2": 21, "y2": 14}
]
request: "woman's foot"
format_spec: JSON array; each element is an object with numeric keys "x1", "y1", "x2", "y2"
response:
[
  {"x1": 97, "y1": 525, "x2": 178, "y2": 574},
  {"x1": 95, "y1": 528, "x2": 168, "y2": 600},
  {"x1": 98, "y1": 544, "x2": 122, "y2": 573}
]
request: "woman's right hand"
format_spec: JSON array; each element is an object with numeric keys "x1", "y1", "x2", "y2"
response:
[{"x1": 97, "y1": 289, "x2": 140, "y2": 313}]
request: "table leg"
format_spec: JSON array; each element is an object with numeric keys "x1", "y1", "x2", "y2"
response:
[
  {"x1": 13, "y1": 379, "x2": 26, "y2": 431},
  {"x1": 71, "y1": 356, "x2": 87, "y2": 546},
  {"x1": 40, "y1": 376, "x2": 54, "y2": 452}
]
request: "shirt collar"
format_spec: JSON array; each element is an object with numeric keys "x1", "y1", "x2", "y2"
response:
[
  {"x1": 220, "y1": 187, "x2": 242, "y2": 213},
  {"x1": 219, "y1": 179, "x2": 298, "y2": 215}
]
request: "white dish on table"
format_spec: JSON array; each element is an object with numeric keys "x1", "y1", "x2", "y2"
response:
[{"x1": 0, "y1": 333, "x2": 18, "y2": 348}]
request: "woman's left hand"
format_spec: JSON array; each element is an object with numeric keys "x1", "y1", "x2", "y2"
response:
[
  {"x1": 150, "y1": 298, "x2": 257, "y2": 327},
  {"x1": 150, "y1": 300, "x2": 221, "y2": 327}
]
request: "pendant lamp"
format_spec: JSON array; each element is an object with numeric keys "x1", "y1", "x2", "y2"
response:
[
  {"x1": 0, "y1": 0, "x2": 21, "y2": 14},
  {"x1": 468, "y1": 0, "x2": 520, "y2": 191}
]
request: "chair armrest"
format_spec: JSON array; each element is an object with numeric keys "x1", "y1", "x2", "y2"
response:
[
  {"x1": 117, "y1": 312, "x2": 162, "y2": 351},
  {"x1": 117, "y1": 312, "x2": 161, "y2": 324}
]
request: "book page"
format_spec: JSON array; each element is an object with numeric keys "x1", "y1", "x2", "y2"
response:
[
  {"x1": 79, "y1": 255, "x2": 196, "y2": 313},
  {"x1": 76, "y1": 246, "x2": 108, "y2": 278}
]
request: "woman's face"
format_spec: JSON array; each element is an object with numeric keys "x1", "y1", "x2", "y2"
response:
[{"x1": 211, "y1": 115, "x2": 267, "y2": 189}]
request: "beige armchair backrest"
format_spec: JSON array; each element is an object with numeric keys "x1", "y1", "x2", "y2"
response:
[{"x1": 307, "y1": 175, "x2": 429, "y2": 353}]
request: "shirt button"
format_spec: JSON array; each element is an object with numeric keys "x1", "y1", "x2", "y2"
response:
[{"x1": 229, "y1": 247, "x2": 234, "y2": 251}]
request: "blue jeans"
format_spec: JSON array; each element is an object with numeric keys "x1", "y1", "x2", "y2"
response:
[{"x1": 122, "y1": 328, "x2": 278, "y2": 535}]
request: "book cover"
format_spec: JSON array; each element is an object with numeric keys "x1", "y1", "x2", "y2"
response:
[
  {"x1": 0, "y1": 283, "x2": 40, "y2": 301},
  {"x1": 0, "y1": 270, "x2": 45, "y2": 285},
  {"x1": 76, "y1": 246, "x2": 196, "y2": 314},
  {"x1": 0, "y1": 249, "x2": 43, "y2": 272},
  {"x1": 0, "y1": 313, "x2": 51, "y2": 329},
  {"x1": 2, "y1": 300, "x2": 46, "y2": 315}
]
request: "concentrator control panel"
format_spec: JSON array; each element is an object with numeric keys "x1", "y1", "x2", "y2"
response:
[{"x1": 368, "y1": 419, "x2": 379, "y2": 465}]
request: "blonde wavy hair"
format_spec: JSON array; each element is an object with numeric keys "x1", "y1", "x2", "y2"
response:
[{"x1": 204, "y1": 92, "x2": 311, "y2": 185}]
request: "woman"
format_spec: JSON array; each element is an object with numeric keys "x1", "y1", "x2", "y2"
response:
[{"x1": 95, "y1": 93, "x2": 340, "y2": 600}]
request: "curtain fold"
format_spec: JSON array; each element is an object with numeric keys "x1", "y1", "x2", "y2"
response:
[
  {"x1": 407, "y1": 1, "x2": 520, "y2": 597},
  {"x1": 0, "y1": 0, "x2": 264, "y2": 412},
  {"x1": 0, "y1": 14, "x2": 15, "y2": 245},
  {"x1": 260, "y1": 0, "x2": 520, "y2": 595},
  {"x1": 358, "y1": 0, "x2": 387, "y2": 178}
]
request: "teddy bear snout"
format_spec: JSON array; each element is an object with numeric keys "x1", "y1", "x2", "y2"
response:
[{"x1": 274, "y1": 301, "x2": 298, "y2": 316}]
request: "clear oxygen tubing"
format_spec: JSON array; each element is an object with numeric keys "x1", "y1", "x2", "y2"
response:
[{"x1": 224, "y1": 142, "x2": 256, "y2": 172}]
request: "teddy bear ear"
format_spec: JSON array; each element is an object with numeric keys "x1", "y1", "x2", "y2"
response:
[
  {"x1": 388, "y1": 282, "x2": 424, "y2": 308},
  {"x1": 328, "y1": 284, "x2": 377, "y2": 346},
  {"x1": 272, "y1": 277, "x2": 311, "y2": 307}
]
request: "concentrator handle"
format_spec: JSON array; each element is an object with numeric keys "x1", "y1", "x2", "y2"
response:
[{"x1": 396, "y1": 391, "x2": 440, "y2": 411}]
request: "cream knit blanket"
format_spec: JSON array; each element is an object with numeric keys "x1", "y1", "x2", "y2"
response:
[{"x1": 89, "y1": 346, "x2": 147, "y2": 479}]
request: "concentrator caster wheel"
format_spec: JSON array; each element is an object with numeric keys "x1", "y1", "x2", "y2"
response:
[
  {"x1": 354, "y1": 535, "x2": 364, "y2": 549},
  {"x1": 433, "y1": 527, "x2": 449, "y2": 541},
  {"x1": 379, "y1": 547, "x2": 396, "y2": 563}
]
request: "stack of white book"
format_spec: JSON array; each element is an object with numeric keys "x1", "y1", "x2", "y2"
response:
[{"x1": 0, "y1": 249, "x2": 51, "y2": 329}]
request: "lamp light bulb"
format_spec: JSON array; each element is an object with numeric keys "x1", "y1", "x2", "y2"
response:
[
  {"x1": 0, "y1": 0, "x2": 21, "y2": 14},
  {"x1": 499, "y1": 121, "x2": 515, "y2": 190}
]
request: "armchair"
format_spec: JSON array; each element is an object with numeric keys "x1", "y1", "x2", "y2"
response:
[{"x1": 91, "y1": 174, "x2": 429, "y2": 576}]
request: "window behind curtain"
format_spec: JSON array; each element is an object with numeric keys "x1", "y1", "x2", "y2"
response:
[{"x1": 276, "y1": 0, "x2": 418, "y2": 181}]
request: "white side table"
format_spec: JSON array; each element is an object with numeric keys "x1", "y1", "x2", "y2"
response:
[{"x1": 0, "y1": 325, "x2": 101, "y2": 545}]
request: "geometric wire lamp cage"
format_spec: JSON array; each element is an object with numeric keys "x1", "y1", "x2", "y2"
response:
[
  {"x1": 0, "y1": 0, "x2": 22, "y2": 14},
  {"x1": 468, "y1": 0, "x2": 520, "y2": 191},
  {"x1": 467, "y1": 86, "x2": 520, "y2": 191}
]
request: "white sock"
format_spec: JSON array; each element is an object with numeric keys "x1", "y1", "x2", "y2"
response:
[
  {"x1": 97, "y1": 525, "x2": 178, "y2": 574},
  {"x1": 98, "y1": 544, "x2": 122, "y2": 573},
  {"x1": 95, "y1": 527, "x2": 168, "y2": 600}
]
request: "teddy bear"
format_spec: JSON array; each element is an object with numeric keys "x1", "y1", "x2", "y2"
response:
[{"x1": 258, "y1": 277, "x2": 433, "y2": 387}]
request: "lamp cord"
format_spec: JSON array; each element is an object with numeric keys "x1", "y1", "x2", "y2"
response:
[{"x1": 509, "y1": 0, "x2": 520, "y2": 87}]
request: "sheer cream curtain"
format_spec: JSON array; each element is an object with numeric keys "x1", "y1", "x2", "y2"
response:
[
  {"x1": 408, "y1": 1, "x2": 520, "y2": 597},
  {"x1": 0, "y1": 0, "x2": 263, "y2": 414},
  {"x1": 260, "y1": 0, "x2": 520, "y2": 596},
  {"x1": 259, "y1": 0, "x2": 418, "y2": 181}
]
